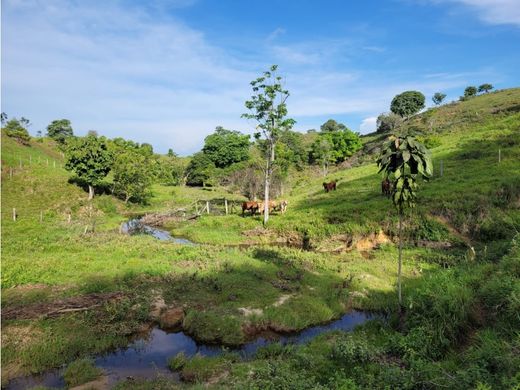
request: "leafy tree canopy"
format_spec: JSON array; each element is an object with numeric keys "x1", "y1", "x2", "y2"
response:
[
  {"x1": 390, "y1": 91, "x2": 425, "y2": 118},
  {"x1": 64, "y1": 135, "x2": 113, "y2": 199},
  {"x1": 377, "y1": 135, "x2": 432, "y2": 211},
  {"x1": 3, "y1": 118, "x2": 31, "y2": 145},
  {"x1": 478, "y1": 83, "x2": 493, "y2": 93},
  {"x1": 464, "y1": 86, "x2": 478, "y2": 98},
  {"x1": 113, "y1": 150, "x2": 153, "y2": 204},
  {"x1": 432, "y1": 92, "x2": 447, "y2": 105},
  {"x1": 202, "y1": 126, "x2": 251, "y2": 168},
  {"x1": 320, "y1": 119, "x2": 346, "y2": 133},
  {"x1": 311, "y1": 122, "x2": 362, "y2": 164},
  {"x1": 46, "y1": 119, "x2": 74, "y2": 144},
  {"x1": 186, "y1": 152, "x2": 216, "y2": 187}
]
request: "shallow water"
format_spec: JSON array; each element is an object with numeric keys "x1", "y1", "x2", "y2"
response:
[
  {"x1": 121, "y1": 219, "x2": 196, "y2": 245},
  {"x1": 6, "y1": 310, "x2": 377, "y2": 389}
]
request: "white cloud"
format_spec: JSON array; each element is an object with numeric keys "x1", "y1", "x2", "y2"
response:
[
  {"x1": 439, "y1": 0, "x2": 520, "y2": 27},
  {"x1": 359, "y1": 117, "x2": 378, "y2": 134},
  {"x1": 1, "y1": 0, "x2": 502, "y2": 155},
  {"x1": 2, "y1": 0, "x2": 256, "y2": 155}
]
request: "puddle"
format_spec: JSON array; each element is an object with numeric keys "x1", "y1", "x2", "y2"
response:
[
  {"x1": 121, "y1": 219, "x2": 196, "y2": 245},
  {"x1": 6, "y1": 310, "x2": 378, "y2": 389}
]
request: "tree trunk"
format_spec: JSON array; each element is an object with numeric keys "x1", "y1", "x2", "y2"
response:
[
  {"x1": 88, "y1": 185, "x2": 94, "y2": 200},
  {"x1": 263, "y1": 140, "x2": 275, "y2": 226},
  {"x1": 263, "y1": 159, "x2": 270, "y2": 226},
  {"x1": 398, "y1": 210, "x2": 403, "y2": 309}
]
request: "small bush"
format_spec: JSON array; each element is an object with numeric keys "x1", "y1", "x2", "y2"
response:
[
  {"x1": 332, "y1": 336, "x2": 375, "y2": 365},
  {"x1": 411, "y1": 217, "x2": 450, "y2": 241},
  {"x1": 63, "y1": 358, "x2": 102, "y2": 387},
  {"x1": 168, "y1": 351, "x2": 187, "y2": 371},
  {"x1": 3, "y1": 119, "x2": 31, "y2": 145}
]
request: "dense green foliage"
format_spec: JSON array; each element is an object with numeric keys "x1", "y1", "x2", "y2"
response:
[
  {"x1": 202, "y1": 126, "x2": 251, "y2": 168},
  {"x1": 3, "y1": 118, "x2": 31, "y2": 144},
  {"x1": 377, "y1": 135, "x2": 433, "y2": 211},
  {"x1": 186, "y1": 151, "x2": 216, "y2": 186},
  {"x1": 46, "y1": 119, "x2": 73, "y2": 144},
  {"x1": 464, "y1": 85, "x2": 478, "y2": 99},
  {"x1": 310, "y1": 126, "x2": 362, "y2": 165},
  {"x1": 64, "y1": 134, "x2": 113, "y2": 199},
  {"x1": 390, "y1": 91, "x2": 426, "y2": 118},
  {"x1": 112, "y1": 149, "x2": 153, "y2": 203},
  {"x1": 479, "y1": 83, "x2": 494, "y2": 93},
  {"x1": 432, "y1": 92, "x2": 446, "y2": 105}
]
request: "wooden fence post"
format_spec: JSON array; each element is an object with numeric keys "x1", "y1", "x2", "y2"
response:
[
  {"x1": 206, "y1": 201, "x2": 210, "y2": 215},
  {"x1": 67, "y1": 212, "x2": 71, "y2": 224},
  {"x1": 498, "y1": 149, "x2": 501, "y2": 163},
  {"x1": 9, "y1": 167, "x2": 13, "y2": 179},
  {"x1": 225, "y1": 199, "x2": 228, "y2": 215},
  {"x1": 12, "y1": 208, "x2": 16, "y2": 221}
]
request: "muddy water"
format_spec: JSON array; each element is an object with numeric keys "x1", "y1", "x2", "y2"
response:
[
  {"x1": 6, "y1": 311, "x2": 377, "y2": 389},
  {"x1": 121, "y1": 219, "x2": 196, "y2": 245}
]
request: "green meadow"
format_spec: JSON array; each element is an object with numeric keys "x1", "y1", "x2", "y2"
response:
[{"x1": 1, "y1": 89, "x2": 520, "y2": 388}]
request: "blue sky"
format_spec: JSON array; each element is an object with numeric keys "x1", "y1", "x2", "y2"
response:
[{"x1": 2, "y1": 0, "x2": 519, "y2": 155}]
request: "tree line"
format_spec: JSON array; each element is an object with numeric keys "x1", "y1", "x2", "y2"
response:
[{"x1": 376, "y1": 83, "x2": 494, "y2": 133}]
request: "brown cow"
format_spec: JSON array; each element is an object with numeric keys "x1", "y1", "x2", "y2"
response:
[
  {"x1": 242, "y1": 201, "x2": 260, "y2": 216},
  {"x1": 323, "y1": 180, "x2": 337, "y2": 193},
  {"x1": 381, "y1": 178, "x2": 393, "y2": 198},
  {"x1": 258, "y1": 200, "x2": 277, "y2": 214}
]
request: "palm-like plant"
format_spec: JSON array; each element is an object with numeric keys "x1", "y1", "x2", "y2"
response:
[{"x1": 376, "y1": 134, "x2": 432, "y2": 309}]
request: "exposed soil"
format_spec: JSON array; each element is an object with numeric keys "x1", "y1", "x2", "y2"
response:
[{"x1": 2, "y1": 292, "x2": 125, "y2": 320}]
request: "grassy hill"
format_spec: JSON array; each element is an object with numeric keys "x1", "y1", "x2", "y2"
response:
[{"x1": 1, "y1": 88, "x2": 519, "y2": 388}]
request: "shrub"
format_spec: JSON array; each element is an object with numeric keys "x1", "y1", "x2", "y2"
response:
[
  {"x1": 4, "y1": 119, "x2": 31, "y2": 145},
  {"x1": 332, "y1": 335, "x2": 376, "y2": 365},
  {"x1": 168, "y1": 351, "x2": 187, "y2": 371}
]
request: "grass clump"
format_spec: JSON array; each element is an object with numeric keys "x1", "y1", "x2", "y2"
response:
[{"x1": 63, "y1": 358, "x2": 102, "y2": 387}]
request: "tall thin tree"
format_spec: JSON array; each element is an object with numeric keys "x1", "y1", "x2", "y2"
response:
[
  {"x1": 376, "y1": 134, "x2": 432, "y2": 310},
  {"x1": 242, "y1": 65, "x2": 295, "y2": 225}
]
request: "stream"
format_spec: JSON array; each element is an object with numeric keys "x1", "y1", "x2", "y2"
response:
[
  {"x1": 7, "y1": 310, "x2": 377, "y2": 389},
  {"x1": 121, "y1": 219, "x2": 196, "y2": 245},
  {"x1": 7, "y1": 222, "x2": 376, "y2": 388}
]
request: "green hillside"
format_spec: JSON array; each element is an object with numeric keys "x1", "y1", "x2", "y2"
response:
[{"x1": 1, "y1": 89, "x2": 520, "y2": 388}]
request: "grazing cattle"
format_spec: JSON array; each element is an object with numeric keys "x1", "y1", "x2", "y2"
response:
[
  {"x1": 258, "y1": 200, "x2": 277, "y2": 214},
  {"x1": 323, "y1": 180, "x2": 337, "y2": 193},
  {"x1": 381, "y1": 178, "x2": 393, "y2": 198},
  {"x1": 242, "y1": 201, "x2": 260, "y2": 216},
  {"x1": 279, "y1": 200, "x2": 288, "y2": 214}
]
